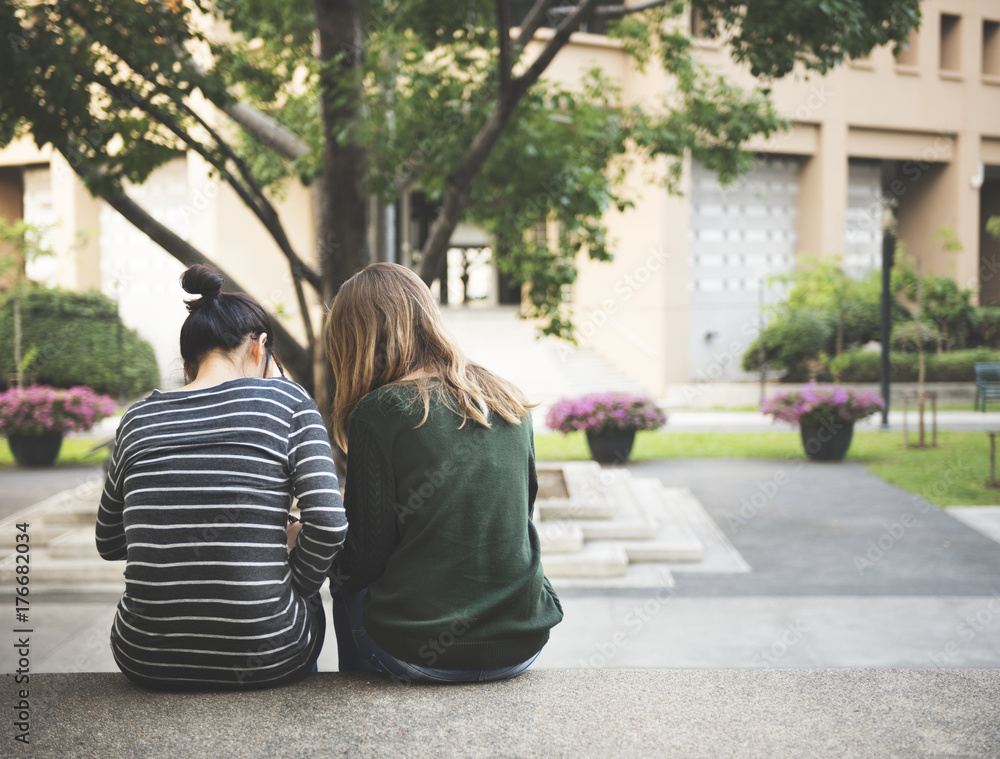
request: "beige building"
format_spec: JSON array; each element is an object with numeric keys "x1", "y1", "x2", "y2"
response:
[
  {"x1": 566, "y1": 0, "x2": 1000, "y2": 401},
  {"x1": 2, "y1": 0, "x2": 999, "y2": 399}
]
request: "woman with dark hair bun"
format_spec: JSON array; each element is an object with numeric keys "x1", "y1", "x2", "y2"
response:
[{"x1": 96, "y1": 264, "x2": 347, "y2": 690}]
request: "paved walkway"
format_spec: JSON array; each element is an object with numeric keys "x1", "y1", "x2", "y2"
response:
[{"x1": 1, "y1": 454, "x2": 999, "y2": 676}]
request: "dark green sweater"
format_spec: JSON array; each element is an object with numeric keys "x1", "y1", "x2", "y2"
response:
[{"x1": 331, "y1": 381, "x2": 563, "y2": 669}]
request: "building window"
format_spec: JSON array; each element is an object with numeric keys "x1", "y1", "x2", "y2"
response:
[
  {"x1": 895, "y1": 26, "x2": 919, "y2": 67},
  {"x1": 940, "y1": 13, "x2": 962, "y2": 72},
  {"x1": 984, "y1": 20, "x2": 1000, "y2": 76},
  {"x1": 691, "y1": 8, "x2": 708, "y2": 38}
]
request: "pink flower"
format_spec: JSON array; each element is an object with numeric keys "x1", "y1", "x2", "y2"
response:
[
  {"x1": 760, "y1": 383, "x2": 885, "y2": 427},
  {"x1": 0, "y1": 385, "x2": 117, "y2": 437},
  {"x1": 546, "y1": 392, "x2": 668, "y2": 434}
]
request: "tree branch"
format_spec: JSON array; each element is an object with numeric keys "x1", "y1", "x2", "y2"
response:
[
  {"x1": 550, "y1": 0, "x2": 671, "y2": 19},
  {"x1": 513, "y1": 0, "x2": 559, "y2": 54},
  {"x1": 86, "y1": 70, "x2": 322, "y2": 306},
  {"x1": 513, "y1": 0, "x2": 601, "y2": 97},
  {"x1": 415, "y1": 0, "x2": 601, "y2": 284},
  {"x1": 61, "y1": 146, "x2": 314, "y2": 389},
  {"x1": 219, "y1": 101, "x2": 311, "y2": 160}
]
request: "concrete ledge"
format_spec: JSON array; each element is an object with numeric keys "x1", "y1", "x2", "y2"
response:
[{"x1": 4, "y1": 669, "x2": 999, "y2": 758}]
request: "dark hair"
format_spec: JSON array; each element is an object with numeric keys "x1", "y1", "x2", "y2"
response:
[{"x1": 179, "y1": 265, "x2": 276, "y2": 379}]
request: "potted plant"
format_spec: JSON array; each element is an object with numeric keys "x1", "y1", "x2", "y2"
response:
[
  {"x1": 0, "y1": 385, "x2": 117, "y2": 467},
  {"x1": 761, "y1": 383, "x2": 884, "y2": 461},
  {"x1": 546, "y1": 392, "x2": 667, "y2": 464}
]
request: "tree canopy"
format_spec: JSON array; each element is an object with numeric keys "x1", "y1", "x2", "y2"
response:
[{"x1": 0, "y1": 0, "x2": 922, "y2": 394}]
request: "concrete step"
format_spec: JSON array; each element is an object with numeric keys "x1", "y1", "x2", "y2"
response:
[
  {"x1": 0, "y1": 549, "x2": 125, "y2": 585},
  {"x1": 537, "y1": 522, "x2": 585, "y2": 554},
  {"x1": 628, "y1": 479, "x2": 704, "y2": 562},
  {"x1": 540, "y1": 544, "x2": 629, "y2": 578},
  {"x1": 48, "y1": 529, "x2": 101, "y2": 560},
  {"x1": 0, "y1": 525, "x2": 77, "y2": 549},
  {"x1": 536, "y1": 461, "x2": 615, "y2": 520},
  {"x1": 536, "y1": 498, "x2": 614, "y2": 521},
  {"x1": 37, "y1": 501, "x2": 100, "y2": 529}
]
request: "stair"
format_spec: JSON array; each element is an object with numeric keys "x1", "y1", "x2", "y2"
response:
[
  {"x1": 0, "y1": 461, "x2": 724, "y2": 592},
  {"x1": 0, "y1": 481, "x2": 126, "y2": 595},
  {"x1": 535, "y1": 462, "x2": 708, "y2": 583}
]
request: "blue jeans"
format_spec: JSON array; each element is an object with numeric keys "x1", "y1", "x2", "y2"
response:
[{"x1": 332, "y1": 589, "x2": 541, "y2": 684}]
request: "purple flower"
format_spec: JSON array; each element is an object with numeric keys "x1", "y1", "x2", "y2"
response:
[
  {"x1": 546, "y1": 392, "x2": 668, "y2": 434},
  {"x1": 0, "y1": 385, "x2": 117, "y2": 437},
  {"x1": 760, "y1": 383, "x2": 885, "y2": 427}
]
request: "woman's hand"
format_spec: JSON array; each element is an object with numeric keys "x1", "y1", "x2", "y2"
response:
[{"x1": 286, "y1": 520, "x2": 303, "y2": 552}]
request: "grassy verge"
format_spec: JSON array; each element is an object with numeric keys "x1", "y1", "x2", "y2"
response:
[
  {"x1": 0, "y1": 437, "x2": 112, "y2": 468},
  {"x1": 535, "y1": 430, "x2": 1000, "y2": 507},
  {"x1": 5, "y1": 430, "x2": 995, "y2": 508}
]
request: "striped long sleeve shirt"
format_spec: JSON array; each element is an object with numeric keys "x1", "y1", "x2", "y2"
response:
[{"x1": 96, "y1": 377, "x2": 347, "y2": 689}]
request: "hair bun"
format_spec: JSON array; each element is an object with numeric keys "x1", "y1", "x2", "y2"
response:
[{"x1": 181, "y1": 265, "x2": 224, "y2": 303}]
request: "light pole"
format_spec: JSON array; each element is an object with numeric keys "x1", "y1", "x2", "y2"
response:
[{"x1": 879, "y1": 231, "x2": 894, "y2": 429}]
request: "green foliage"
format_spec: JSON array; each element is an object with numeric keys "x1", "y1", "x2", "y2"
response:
[
  {"x1": 356, "y1": 14, "x2": 785, "y2": 338},
  {"x1": 831, "y1": 347, "x2": 1000, "y2": 383},
  {"x1": 970, "y1": 306, "x2": 1000, "y2": 348},
  {"x1": 0, "y1": 0, "x2": 921, "y2": 340},
  {"x1": 0, "y1": 286, "x2": 159, "y2": 397},
  {"x1": 695, "y1": 0, "x2": 922, "y2": 78},
  {"x1": 742, "y1": 257, "x2": 903, "y2": 379},
  {"x1": 179, "y1": 0, "x2": 908, "y2": 338},
  {"x1": 742, "y1": 310, "x2": 832, "y2": 380},
  {"x1": 892, "y1": 239, "x2": 975, "y2": 350},
  {"x1": 0, "y1": 217, "x2": 51, "y2": 273},
  {"x1": 0, "y1": 1, "x2": 200, "y2": 197},
  {"x1": 987, "y1": 215, "x2": 1000, "y2": 241},
  {"x1": 891, "y1": 321, "x2": 940, "y2": 352}
]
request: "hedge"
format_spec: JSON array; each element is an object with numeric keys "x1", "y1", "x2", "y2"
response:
[
  {"x1": 830, "y1": 347, "x2": 1000, "y2": 382},
  {"x1": 0, "y1": 286, "x2": 160, "y2": 397}
]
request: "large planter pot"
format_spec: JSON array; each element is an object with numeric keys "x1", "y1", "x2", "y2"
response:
[
  {"x1": 7, "y1": 432, "x2": 64, "y2": 467},
  {"x1": 799, "y1": 421, "x2": 854, "y2": 462},
  {"x1": 586, "y1": 430, "x2": 636, "y2": 464}
]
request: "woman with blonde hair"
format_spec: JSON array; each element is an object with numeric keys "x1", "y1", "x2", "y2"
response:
[{"x1": 325, "y1": 262, "x2": 562, "y2": 683}]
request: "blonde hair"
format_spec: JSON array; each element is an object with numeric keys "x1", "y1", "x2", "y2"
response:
[{"x1": 324, "y1": 263, "x2": 531, "y2": 450}]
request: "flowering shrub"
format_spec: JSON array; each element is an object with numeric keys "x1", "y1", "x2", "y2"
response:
[
  {"x1": 546, "y1": 392, "x2": 667, "y2": 435},
  {"x1": 0, "y1": 385, "x2": 117, "y2": 437},
  {"x1": 761, "y1": 383, "x2": 885, "y2": 427}
]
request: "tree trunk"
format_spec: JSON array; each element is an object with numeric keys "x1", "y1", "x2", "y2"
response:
[
  {"x1": 13, "y1": 288, "x2": 22, "y2": 388},
  {"x1": 916, "y1": 265, "x2": 925, "y2": 446},
  {"x1": 313, "y1": 0, "x2": 371, "y2": 428}
]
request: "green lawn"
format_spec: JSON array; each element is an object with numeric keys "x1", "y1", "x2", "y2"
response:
[
  {"x1": 3, "y1": 429, "x2": 997, "y2": 508},
  {"x1": 535, "y1": 430, "x2": 1000, "y2": 507}
]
